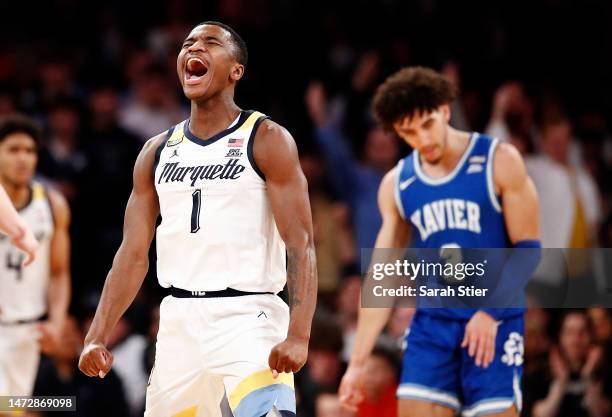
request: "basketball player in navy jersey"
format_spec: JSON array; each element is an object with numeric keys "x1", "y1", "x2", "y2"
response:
[
  {"x1": 79, "y1": 21, "x2": 317, "y2": 417},
  {"x1": 339, "y1": 67, "x2": 541, "y2": 417}
]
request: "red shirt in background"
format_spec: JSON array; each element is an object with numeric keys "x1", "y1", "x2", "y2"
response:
[{"x1": 358, "y1": 384, "x2": 398, "y2": 417}]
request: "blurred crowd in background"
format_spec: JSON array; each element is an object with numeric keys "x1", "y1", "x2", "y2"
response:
[{"x1": 1, "y1": 0, "x2": 612, "y2": 416}]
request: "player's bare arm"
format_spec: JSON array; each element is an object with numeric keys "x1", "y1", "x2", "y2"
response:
[
  {"x1": 494, "y1": 142, "x2": 540, "y2": 243},
  {"x1": 462, "y1": 142, "x2": 541, "y2": 369},
  {"x1": 253, "y1": 119, "x2": 318, "y2": 377},
  {"x1": 79, "y1": 133, "x2": 164, "y2": 378},
  {"x1": 339, "y1": 167, "x2": 411, "y2": 410},
  {"x1": 38, "y1": 189, "x2": 71, "y2": 354},
  {"x1": 0, "y1": 185, "x2": 38, "y2": 264}
]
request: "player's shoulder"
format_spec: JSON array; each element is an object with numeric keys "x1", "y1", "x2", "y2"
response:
[
  {"x1": 382, "y1": 165, "x2": 400, "y2": 187},
  {"x1": 492, "y1": 140, "x2": 528, "y2": 189},
  {"x1": 143, "y1": 126, "x2": 179, "y2": 154},
  {"x1": 493, "y1": 141, "x2": 525, "y2": 171},
  {"x1": 45, "y1": 187, "x2": 71, "y2": 225},
  {"x1": 139, "y1": 125, "x2": 184, "y2": 166},
  {"x1": 255, "y1": 118, "x2": 293, "y2": 143},
  {"x1": 379, "y1": 165, "x2": 400, "y2": 203},
  {"x1": 253, "y1": 118, "x2": 297, "y2": 158}
]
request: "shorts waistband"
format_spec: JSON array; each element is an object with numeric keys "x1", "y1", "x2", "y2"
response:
[
  {"x1": 0, "y1": 313, "x2": 47, "y2": 326},
  {"x1": 169, "y1": 286, "x2": 274, "y2": 298}
]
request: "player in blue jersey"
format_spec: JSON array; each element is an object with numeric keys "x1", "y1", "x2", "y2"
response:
[{"x1": 339, "y1": 67, "x2": 541, "y2": 417}]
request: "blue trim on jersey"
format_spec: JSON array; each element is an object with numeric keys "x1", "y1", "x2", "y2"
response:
[
  {"x1": 247, "y1": 115, "x2": 270, "y2": 181},
  {"x1": 153, "y1": 126, "x2": 174, "y2": 176},
  {"x1": 183, "y1": 110, "x2": 252, "y2": 148},
  {"x1": 16, "y1": 184, "x2": 34, "y2": 213}
]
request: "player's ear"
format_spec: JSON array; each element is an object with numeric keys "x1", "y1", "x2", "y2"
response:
[{"x1": 230, "y1": 63, "x2": 244, "y2": 82}]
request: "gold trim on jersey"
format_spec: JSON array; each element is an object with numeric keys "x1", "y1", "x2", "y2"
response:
[
  {"x1": 166, "y1": 122, "x2": 186, "y2": 147},
  {"x1": 31, "y1": 182, "x2": 46, "y2": 201},
  {"x1": 235, "y1": 111, "x2": 264, "y2": 136},
  {"x1": 171, "y1": 405, "x2": 197, "y2": 417}
]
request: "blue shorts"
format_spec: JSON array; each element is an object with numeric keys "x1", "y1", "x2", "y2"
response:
[{"x1": 398, "y1": 310, "x2": 524, "y2": 417}]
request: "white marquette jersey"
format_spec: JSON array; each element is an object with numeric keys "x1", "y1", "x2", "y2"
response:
[
  {"x1": 154, "y1": 110, "x2": 286, "y2": 293},
  {"x1": 0, "y1": 182, "x2": 54, "y2": 322}
]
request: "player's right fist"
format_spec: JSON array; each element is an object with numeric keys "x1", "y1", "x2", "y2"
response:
[
  {"x1": 78, "y1": 343, "x2": 113, "y2": 378},
  {"x1": 338, "y1": 362, "x2": 366, "y2": 411}
]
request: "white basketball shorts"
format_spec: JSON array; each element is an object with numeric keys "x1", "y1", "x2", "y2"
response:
[
  {"x1": 145, "y1": 293, "x2": 295, "y2": 417},
  {"x1": 0, "y1": 322, "x2": 41, "y2": 397}
]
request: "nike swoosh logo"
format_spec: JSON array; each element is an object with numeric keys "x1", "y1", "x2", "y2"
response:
[{"x1": 399, "y1": 176, "x2": 417, "y2": 190}]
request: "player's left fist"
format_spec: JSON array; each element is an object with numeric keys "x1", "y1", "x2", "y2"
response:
[
  {"x1": 268, "y1": 335, "x2": 309, "y2": 377},
  {"x1": 461, "y1": 310, "x2": 498, "y2": 368}
]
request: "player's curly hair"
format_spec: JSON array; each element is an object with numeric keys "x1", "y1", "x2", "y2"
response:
[
  {"x1": 372, "y1": 66, "x2": 456, "y2": 129},
  {"x1": 0, "y1": 114, "x2": 42, "y2": 146}
]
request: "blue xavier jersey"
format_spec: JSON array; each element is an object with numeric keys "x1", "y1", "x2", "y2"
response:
[{"x1": 395, "y1": 132, "x2": 515, "y2": 319}]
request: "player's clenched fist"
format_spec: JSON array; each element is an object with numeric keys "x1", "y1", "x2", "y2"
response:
[
  {"x1": 461, "y1": 310, "x2": 498, "y2": 368},
  {"x1": 338, "y1": 363, "x2": 365, "y2": 411},
  {"x1": 268, "y1": 335, "x2": 308, "y2": 378},
  {"x1": 78, "y1": 343, "x2": 113, "y2": 378}
]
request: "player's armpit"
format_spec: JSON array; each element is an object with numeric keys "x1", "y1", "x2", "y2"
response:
[
  {"x1": 253, "y1": 119, "x2": 317, "y2": 371},
  {"x1": 493, "y1": 142, "x2": 540, "y2": 243}
]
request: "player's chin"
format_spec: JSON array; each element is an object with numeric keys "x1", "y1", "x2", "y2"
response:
[
  {"x1": 10, "y1": 175, "x2": 30, "y2": 188},
  {"x1": 182, "y1": 85, "x2": 209, "y2": 101}
]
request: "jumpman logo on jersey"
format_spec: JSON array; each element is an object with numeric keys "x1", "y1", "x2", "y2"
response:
[{"x1": 170, "y1": 149, "x2": 179, "y2": 158}]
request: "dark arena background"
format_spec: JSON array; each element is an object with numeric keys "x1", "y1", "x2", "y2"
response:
[{"x1": 1, "y1": 0, "x2": 612, "y2": 416}]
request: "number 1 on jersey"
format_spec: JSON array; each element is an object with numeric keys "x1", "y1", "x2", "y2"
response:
[{"x1": 191, "y1": 189, "x2": 202, "y2": 233}]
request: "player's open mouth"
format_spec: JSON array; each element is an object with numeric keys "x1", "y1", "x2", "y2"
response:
[{"x1": 184, "y1": 57, "x2": 208, "y2": 85}]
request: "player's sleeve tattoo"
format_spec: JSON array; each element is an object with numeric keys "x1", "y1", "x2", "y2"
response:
[{"x1": 286, "y1": 245, "x2": 316, "y2": 311}]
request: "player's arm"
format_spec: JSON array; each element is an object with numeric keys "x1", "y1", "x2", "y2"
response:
[
  {"x1": 79, "y1": 134, "x2": 163, "y2": 378},
  {"x1": 0, "y1": 185, "x2": 38, "y2": 264},
  {"x1": 253, "y1": 119, "x2": 317, "y2": 377},
  {"x1": 462, "y1": 142, "x2": 541, "y2": 368},
  {"x1": 38, "y1": 190, "x2": 71, "y2": 354},
  {"x1": 496, "y1": 142, "x2": 540, "y2": 244},
  {"x1": 339, "y1": 167, "x2": 411, "y2": 410}
]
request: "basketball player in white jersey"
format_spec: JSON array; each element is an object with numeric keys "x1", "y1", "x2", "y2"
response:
[
  {"x1": 79, "y1": 21, "x2": 317, "y2": 417},
  {"x1": 0, "y1": 184, "x2": 38, "y2": 264},
  {"x1": 0, "y1": 114, "x2": 71, "y2": 397}
]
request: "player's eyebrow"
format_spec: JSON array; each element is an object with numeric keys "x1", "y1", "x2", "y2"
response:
[
  {"x1": 422, "y1": 117, "x2": 434, "y2": 125},
  {"x1": 183, "y1": 35, "x2": 224, "y2": 45},
  {"x1": 203, "y1": 35, "x2": 223, "y2": 43}
]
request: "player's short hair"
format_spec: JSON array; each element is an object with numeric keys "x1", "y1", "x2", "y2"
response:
[
  {"x1": 372, "y1": 66, "x2": 456, "y2": 129},
  {"x1": 198, "y1": 21, "x2": 248, "y2": 68},
  {"x1": 0, "y1": 114, "x2": 42, "y2": 146}
]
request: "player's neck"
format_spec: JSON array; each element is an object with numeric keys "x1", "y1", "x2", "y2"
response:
[
  {"x1": 0, "y1": 179, "x2": 30, "y2": 209},
  {"x1": 438, "y1": 128, "x2": 471, "y2": 173},
  {"x1": 189, "y1": 93, "x2": 241, "y2": 140}
]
